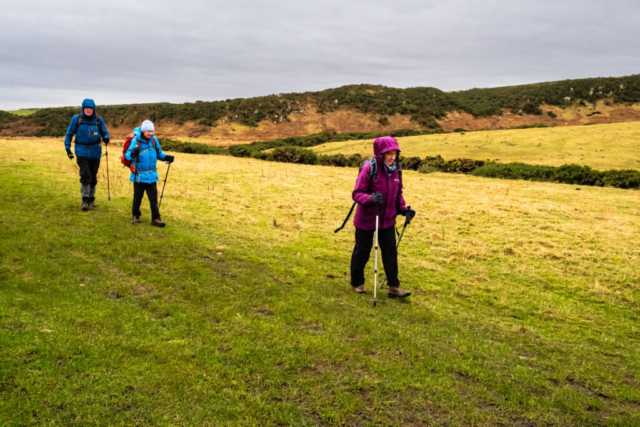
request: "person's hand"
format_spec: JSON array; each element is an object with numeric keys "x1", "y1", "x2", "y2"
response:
[
  {"x1": 405, "y1": 207, "x2": 416, "y2": 225},
  {"x1": 131, "y1": 146, "x2": 140, "y2": 158},
  {"x1": 103, "y1": 137, "x2": 110, "y2": 145},
  {"x1": 165, "y1": 154, "x2": 174, "y2": 164},
  {"x1": 371, "y1": 192, "x2": 383, "y2": 205},
  {"x1": 66, "y1": 149, "x2": 74, "y2": 160}
]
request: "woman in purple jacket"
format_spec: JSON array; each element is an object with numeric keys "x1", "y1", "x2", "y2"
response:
[{"x1": 351, "y1": 136, "x2": 416, "y2": 298}]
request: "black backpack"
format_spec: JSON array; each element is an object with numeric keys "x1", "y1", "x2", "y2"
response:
[{"x1": 334, "y1": 158, "x2": 402, "y2": 233}]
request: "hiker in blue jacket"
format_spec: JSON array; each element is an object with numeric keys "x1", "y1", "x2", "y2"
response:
[
  {"x1": 64, "y1": 99, "x2": 110, "y2": 210},
  {"x1": 125, "y1": 120, "x2": 174, "y2": 227}
]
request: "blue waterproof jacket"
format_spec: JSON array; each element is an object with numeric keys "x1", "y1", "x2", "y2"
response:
[
  {"x1": 64, "y1": 99, "x2": 110, "y2": 159},
  {"x1": 124, "y1": 127, "x2": 168, "y2": 183}
]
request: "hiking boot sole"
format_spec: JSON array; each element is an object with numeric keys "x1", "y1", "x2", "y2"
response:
[
  {"x1": 388, "y1": 292, "x2": 411, "y2": 299},
  {"x1": 151, "y1": 222, "x2": 166, "y2": 228}
]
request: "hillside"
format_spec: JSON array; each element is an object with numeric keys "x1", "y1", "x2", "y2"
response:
[{"x1": 2, "y1": 74, "x2": 640, "y2": 144}]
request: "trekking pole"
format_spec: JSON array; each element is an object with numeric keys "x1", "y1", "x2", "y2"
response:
[
  {"x1": 373, "y1": 204, "x2": 380, "y2": 307},
  {"x1": 158, "y1": 161, "x2": 171, "y2": 209},
  {"x1": 105, "y1": 141, "x2": 111, "y2": 201}
]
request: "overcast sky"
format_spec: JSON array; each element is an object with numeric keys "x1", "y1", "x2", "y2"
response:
[{"x1": 1, "y1": 0, "x2": 638, "y2": 110}]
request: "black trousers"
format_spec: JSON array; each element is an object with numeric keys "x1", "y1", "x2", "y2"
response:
[
  {"x1": 76, "y1": 157, "x2": 100, "y2": 187},
  {"x1": 132, "y1": 182, "x2": 160, "y2": 220},
  {"x1": 351, "y1": 226, "x2": 400, "y2": 288}
]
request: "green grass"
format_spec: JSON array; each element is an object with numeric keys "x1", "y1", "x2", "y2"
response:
[
  {"x1": 313, "y1": 122, "x2": 640, "y2": 171},
  {"x1": 6, "y1": 109, "x2": 37, "y2": 116},
  {"x1": 1, "y1": 139, "x2": 640, "y2": 425}
]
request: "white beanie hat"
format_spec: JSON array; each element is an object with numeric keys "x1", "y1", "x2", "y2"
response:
[{"x1": 141, "y1": 120, "x2": 155, "y2": 132}]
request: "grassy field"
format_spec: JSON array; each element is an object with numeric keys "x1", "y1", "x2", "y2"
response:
[
  {"x1": 313, "y1": 122, "x2": 640, "y2": 171},
  {"x1": 6, "y1": 109, "x2": 38, "y2": 116},
  {"x1": 1, "y1": 138, "x2": 640, "y2": 425}
]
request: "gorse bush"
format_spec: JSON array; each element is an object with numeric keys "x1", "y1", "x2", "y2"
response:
[
  {"x1": 470, "y1": 162, "x2": 640, "y2": 189},
  {"x1": 0, "y1": 111, "x2": 20, "y2": 131},
  {"x1": 601, "y1": 169, "x2": 640, "y2": 189},
  {"x1": 317, "y1": 153, "x2": 363, "y2": 168},
  {"x1": 399, "y1": 156, "x2": 422, "y2": 171},
  {"x1": 268, "y1": 146, "x2": 318, "y2": 165},
  {"x1": 158, "y1": 138, "x2": 228, "y2": 155},
  {"x1": 422, "y1": 155, "x2": 489, "y2": 173}
]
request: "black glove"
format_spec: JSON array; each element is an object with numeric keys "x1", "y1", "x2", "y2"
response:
[
  {"x1": 131, "y1": 146, "x2": 140, "y2": 158},
  {"x1": 103, "y1": 137, "x2": 110, "y2": 145},
  {"x1": 371, "y1": 192, "x2": 383, "y2": 206},
  {"x1": 66, "y1": 149, "x2": 74, "y2": 160},
  {"x1": 165, "y1": 154, "x2": 174, "y2": 164},
  {"x1": 405, "y1": 207, "x2": 416, "y2": 225}
]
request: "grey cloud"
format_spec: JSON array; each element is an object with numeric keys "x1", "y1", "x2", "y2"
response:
[{"x1": 1, "y1": 0, "x2": 638, "y2": 109}]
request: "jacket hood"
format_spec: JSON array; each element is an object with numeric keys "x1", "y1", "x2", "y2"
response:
[
  {"x1": 373, "y1": 136, "x2": 400, "y2": 160},
  {"x1": 81, "y1": 99, "x2": 96, "y2": 118}
]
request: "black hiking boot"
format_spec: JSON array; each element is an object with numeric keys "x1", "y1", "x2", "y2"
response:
[
  {"x1": 131, "y1": 216, "x2": 141, "y2": 224},
  {"x1": 151, "y1": 218, "x2": 166, "y2": 228},
  {"x1": 353, "y1": 285, "x2": 366, "y2": 294},
  {"x1": 388, "y1": 286, "x2": 411, "y2": 299},
  {"x1": 89, "y1": 202, "x2": 97, "y2": 208},
  {"x1": 81, "y1": 202, "x2": 90, "y2": 211}
]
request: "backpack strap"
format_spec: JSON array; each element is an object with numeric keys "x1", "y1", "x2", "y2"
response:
[
  {"x1": 74, "y1": 115, "x2": 83, "y2": 133},
  {"x1": 334, "y1": 202, "x2": 357, "y2": 233},
  {"x1": 367, "y1": 158, "x2": 377, "y2": 192},
  {"x1": 74, "y1": 114, "x2": 103, "y2": 145},
  {"x1": 334, "y1": 158, "x2": 377, "y2": 233}
]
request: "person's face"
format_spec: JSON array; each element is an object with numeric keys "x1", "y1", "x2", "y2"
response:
[
  {"x1": 143, "y1": 130, "x2": 154, "y2": 139},
  {"x1": 83, "y1": 107, "x2": 94, "y2": 116},
  {"x1": 383, "y1": 150, "x2": 397, "y2": 165}
]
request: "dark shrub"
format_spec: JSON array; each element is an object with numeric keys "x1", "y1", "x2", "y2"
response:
[
  {"x1": 420, "y1": 155, "x2": 487, "y2": 174},
  {"x1": 348, "y1": 153, "x2": 364, "y2": 166},
  {"x1": 250, "y1": 150, "x2": 269, "y2": 160},
  {"x1": 547, "y1": 111, "x2": 557, "y2": 118},
  {"x1": 318, "y1": 153, "x2": 350, "y2": 167},
  {"x1": 553, "y1": 164, "x2": 603, "y2": 186},
  {"x1": 471, "y1": 162, "x2": 556, "y2": 181},
  {"x1": 378, "y1": 116, "x2": 390, "y2": 126},
  {"x1": 522, "y1": 103, "x2": 543, "y2": 115},
  {"x1": 159, "y1": 138, "x2": 227, "y2": 155},
  {"x1": 269, "y1": 146, "x2": 318, "y2": 164},
  {"x1": 229, "y1": 145, "x2": 253, "y2": 157},
  {"x1": 399, "y1": 156, "x2": 422, "y2": 171},
  {"x1": 601, "y1": 169, "x2": 640, "y2": 189}
]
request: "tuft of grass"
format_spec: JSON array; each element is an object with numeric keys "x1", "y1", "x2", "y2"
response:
[{"x1": 1, "y1": 138, "x2": 640, "y2": 425}]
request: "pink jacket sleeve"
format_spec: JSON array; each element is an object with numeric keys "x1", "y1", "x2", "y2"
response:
[{"x1": 352, "y1": 162, "x2": 373, "y2": 205}]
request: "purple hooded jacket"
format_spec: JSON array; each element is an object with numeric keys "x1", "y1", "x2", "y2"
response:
[{"x1": 352, "y1": 137, "x2": 407, "y2": 231}]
